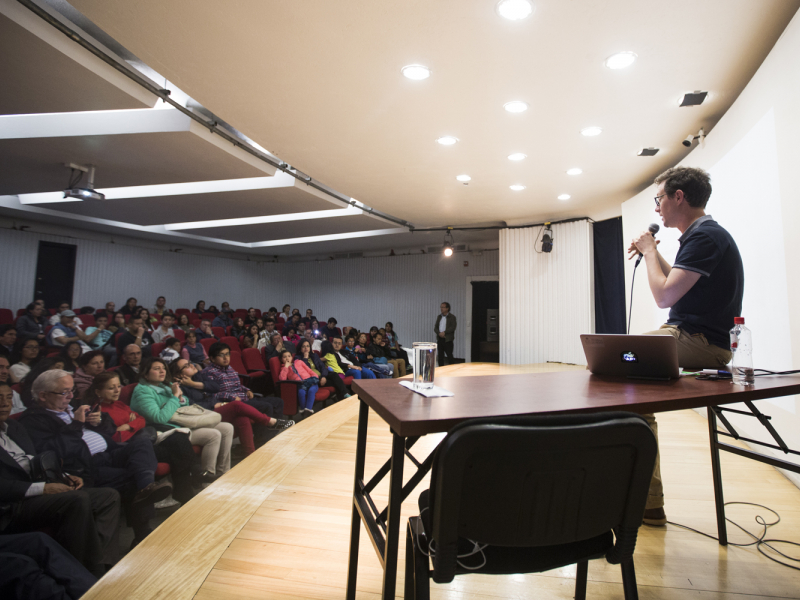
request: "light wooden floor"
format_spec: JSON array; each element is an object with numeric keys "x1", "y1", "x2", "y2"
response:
[{"x1": 84, "y1": 363, "x2": 800, "y2": 599}]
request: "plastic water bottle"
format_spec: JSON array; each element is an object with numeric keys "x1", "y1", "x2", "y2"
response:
[{"x1": 730, "y1": 317, "x2": 754, "y2": 386}]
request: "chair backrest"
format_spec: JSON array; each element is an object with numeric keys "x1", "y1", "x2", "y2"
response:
[
  {"x1": 201, "y1": 312, "x2": 215, "y2": 320},
  {"x1": 268, "y1": 356, "x2": 282, "y2": 384},
  {"x1": 151, "y1": 342, "x2": 166, "y2": 357},
  {"x1": 80, "y1": 314, "x2": 95, "y2": 327},
  {"x1": 175, "y1": 308, "x2": 191, "y2": 316},
  {"x1": 427, "y1": 412, "x2": 657, "y2": 582},
  {"x1": 16, "y1": 308, "x2": 27, "y2": 317},
  {"x1": 219, "y1": 336, "x2": 241, "y2": 352},
  {"x1": 0, "y1": 308, "x2": 13, "y2": 324},
  {"x1": 228, "y1": 351, "x2": 248, "y2": 376},
  {"x1": 119, "y1": 383, "x2": 137, "y2": 406},
  {"x1": 200, "y1": 338, "x2": 215, "y2": 352},
  {"x1": 233, "y1": 309, "x2": 248, "y2": 320},
  {"x1": 173, "y1": 329, "x2": 186, "y2": 343},
  {"x1": 211, "y1": 327, "x2": 225, "y2": 339},
  {"x1": 242, "y1": 347, "x2": 267, "y2": 372}
]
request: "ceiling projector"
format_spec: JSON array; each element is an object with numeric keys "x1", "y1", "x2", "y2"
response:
[{"x1": 63, "y1": 163, "x2": 105, "y2": 201}]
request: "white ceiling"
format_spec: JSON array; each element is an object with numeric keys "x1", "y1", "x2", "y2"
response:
[{"x1": 2, "y1": 0, "x2": 799, "y2": 257}]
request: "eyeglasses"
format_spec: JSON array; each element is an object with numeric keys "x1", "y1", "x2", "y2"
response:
[
  {"x1": 47, "y1": 389, "x2": 74, "y2": 398},
  {"x1": 218, "y1": 352, "x2": 231, "y2": 358},
  {"x1": 654, "y1": 194, "x2": 666, "y2": 207}
]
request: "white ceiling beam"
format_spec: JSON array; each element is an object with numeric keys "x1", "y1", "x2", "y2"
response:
[
  {"x1": 0, "y1": 107, "x2": 191, "y2": 139},
  {"x1": 164, "y1": 206, "x2": 364, "y2": 230},
  {"x1": 250, "y1": 228, "x2": 406, "y2": 248}
]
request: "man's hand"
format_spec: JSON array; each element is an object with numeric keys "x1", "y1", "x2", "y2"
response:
[
  {"x1": 438, "y1": 331, "x2": 445, "y2": 338},
  {"x1": 214, "y1": 402, "x2": 225, "y2": 409},
  {"x1": 44, "y1": 483, "x2": 74, "y2": 494},
  {"x1": 627, "y1": 231, "x2": 660, "y2": 260},
  {"x1": 246, "y1": 390, "x2": 254, "y2": 400},
  {"x1": 136, "y1": 326, "x2": 145, "y2": 338},
  {"x1": 66, "y1": 475, "x2": 83, "y2": 489},
  {"x1": 74, "y1": 405, "x2": 90, "y2": 423},
  {"x1": 86, "y1": 408, "x2": 102, "y2": 427}
]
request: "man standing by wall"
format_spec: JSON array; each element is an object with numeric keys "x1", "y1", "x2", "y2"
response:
[{"x1": 433, "y1": 302, "x2": 456, "y2": 366}]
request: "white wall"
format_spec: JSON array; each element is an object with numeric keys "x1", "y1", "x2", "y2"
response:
[
  {"x1": 0, "y1": 226, "x2": 498, "y2": 359},
  {"x1": 499, "y1": 220, "x2": 594, "y2": 365},
  {"x1": 622, "y1": 9, "x2": 800, "y2": 482}
]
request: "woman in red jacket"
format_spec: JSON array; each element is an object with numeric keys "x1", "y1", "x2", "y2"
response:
[{"x1": 278, "y1": 350, "x2": 319, "y2": 416}]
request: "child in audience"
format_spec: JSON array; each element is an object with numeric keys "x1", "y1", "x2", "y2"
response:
[
  {"x1": 283, "y1": 327, "x2": 300, "y2": 346},
  {"x1": 160, "y1": 338, "x2": 182, "y2": 364}
]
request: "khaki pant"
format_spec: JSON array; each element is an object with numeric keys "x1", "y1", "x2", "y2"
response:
[
  {"x1": 642, "y1": 325, "x2": 732, "y2": 509},
  {"x1": 388, "y1": 358, "x2": 406, "y2": 378},
  {"x1": 189, "y1": 422, "x2": 234, "y2": 475}
]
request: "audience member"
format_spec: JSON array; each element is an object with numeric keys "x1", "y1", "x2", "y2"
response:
[
  {"x1": 310, "y1": 320, "x2": 322, "y2": 336},
  {"x1": 230, "y1": 317, "x2": 247, "y2": 339},
  {"x1": 266, "y1": 307, "x2": 278, "y2": 320},
  {"x1": 0, "y1": 324, "x2": 16, "y2": 355},
  {"x1": 116, "y1": 316, "x2": 154, "y2": 358},
  {"x1": 9, "y1": 337, "x2": 41, "y2": 382},
  {"x1": 151, "y1": 313, "x2": 176, "y2": 344},
  {"x1": 47, "y1": 303, "x2": 83, "y2": 328},
  {"x1": 304, "y1": 329, "x2": 323, "y2": 353},
  {"x1": 176, "y1": 313, "x2": 193, "y2": 334},
  {"x1": 159, "y1": 338, "x2": 182, "y2": 364},
  {"x1": 135, "y1": 308, "x2": 157, "y2": 330},
  {"x1": 152, "y1": 296, "x2": 169, "y2": 316},
  {"x1": 72, "y1": 351, "x2": 105, "y2": 402},
  {"x1": 255, "y1": 317, "x2": 265, "y2": 333},
  {"x1": 203, "y1": 343, "x2": 291, "y2": 428},
  {"x1": 241, "y1": 324, "x2": 259, "y2": 350},
  {"x1": 17, "y1": 358, "x2": 64, "y2": 409},
  {"x1": 20, "y1": 369, "x2": 172, "y2": 547},
  {"x1": 295, "y1": 339, "x2": 350, "y2": 399},
  {"x1": 280, "y1": 304, "x2": 292, "y2": 322},
  {"x1": 244, "y1": 308, "x2": 258, "y2": 326},
  {"x1": 171, "y1": 357, "x2": 289, "y2": 455},
  {"x1": 301, "y1": 308, "x2": 316, "y2": 324},
  {"x1": 47, "y1": 311, "x2": 93, "y2": 353},
  {"x1": 282, "y1": 314, "x2": 301, "y2": 336},
  {"x1": 368, "y1": 332, "x2": 405, "y2": 378},
  {"x1": 130, "y1": 358, "x2": 233, "y2": 479},
  {"x1": 85, "y1": 372, "x2": 199, "y2": 505},
  {"x1": 180, "y1": 331, "x2": 208, "y2": 365},
  {"x1": 283, "y1": 327, "x2": 300, "y2": 346},
  {"x1": 332, "y1": 337, "x2": 376, "y2": 380},
  {"x1": 119, "y1": 297, "x2": 138, "y2": 316},
  {"x1": 116, "y1": 345, "x2": 143, "y2": 387},
  {"x1": 95, "y1": 301, "x2": 116, "y2": 322},
  {"x1": 0, "y1": 356, "x2": 26, "y2": 415},
  {"x1": 278, "y1": 350, "x2": 319, "y2": 415},
  {"x1": 212, "y1": 310, "x2": 232, "y2": 329},
  {"x1": 320, "y1": 318, "x2": 339, "y2": 340},
  {"x1": 263, "y1": 332, "x2": 287, "y2": 360},
  {"x1": 58, "y1": 342, "x2": 83, "y2": 374},
  {"x1": 207, "y1": 305, "x2": 220, "y2": 316},
  {"x1": 194, "y1": 320, "x2": 215, "y2": 341},
  {"x1": 109, "y1": 312, "x2": 126, "y2": 334},
  {"x1": 15, "y1": 303, "x2": 47, "y2": 344},
  {"x1": 355, "y1": 332, "x2": 392, "y2": 378},
  {"x1": 0, "y1": 381, "x2": 121, "y2": 577},
  {"x1": 193, "y1": 301, "x2": 206, "y2": 316},
  {"x1": 84, "y1": 314, "x2": 112, "y2": 350}
]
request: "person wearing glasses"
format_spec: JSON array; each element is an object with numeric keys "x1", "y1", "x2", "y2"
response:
[
  {"x1": 628, "y1": 166, "x2": 744, "y2": 528},
  {"x1": 19, "y1": 369, "x2": 172, "y2": 548}
]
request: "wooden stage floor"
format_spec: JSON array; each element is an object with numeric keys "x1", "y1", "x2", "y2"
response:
[{"x1": 84, "y1": 363, "x2": 800, "y2": 599}]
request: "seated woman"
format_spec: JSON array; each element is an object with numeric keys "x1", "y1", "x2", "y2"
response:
[
  {"x1": 170, "y1": 357, "x2": 283, "y2": 456},
  {"x1": 242, "y1": 324, "x2": 259, "y2": 350},
  {"x1": 353, "y1": 333, "x2": 392, "y2": 378},
  {"x1": 9, "y1": 336, "x2": 42, "y2": 382},
  {"x1": 59, "y1": 341, "x2": 83, "y2": 374},
  {"x1": 278, "y1": 349, "x2": 319, "y2": 415},
  {"x1": 73, "y1": 350, "x2": 106, "y2": 402},
  {"x1": 119, "y1": 297, "x2": 138, "y2": 316},
  {"x1": 368, "y1": 332, "x2": 406, "y2": 378},
  {"x1": 136, "y1": 308, "x2": 157, "y2": 331},
  {"x1": 384, "y1": 322, "x2": 408, "y2": 368},
  {"x1": 180, "y1": 330, "x2": 209, "y2": 366},
  {"x1": 230, "y1": 317, "x2": 247, "y2": 339},
  {"x1": 295, "y1": 339, "x2": 350, "y2": 399},
  {"x1": 160, "y1": 338, "x2": 182, "y2": 364},
  {"x1": 193, "y1": 301, "x2": 206, "y2": 316},
  {"x1": 85, "y1": 372, "x2": 201, "y2": 504},
  {"x1": 131, "y1": 357, "x2": 234, "y2": 479},
  {"x1": 176, "y1": 314, "x2": 193, "y2": 334}
]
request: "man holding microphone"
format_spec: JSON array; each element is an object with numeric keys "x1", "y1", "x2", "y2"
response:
[{"x1": 628, "y1": 166, "x2": 744, "y2": 525}]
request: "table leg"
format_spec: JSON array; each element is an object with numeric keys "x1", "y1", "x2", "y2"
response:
[
  {"x1": 381, "y1": 432, "x2": 406, "y2": 600},
  {"x1": 707, "y1": 406, "x2": 728, "y2": 545},
  {"x1": 346, "y1": 400, "x2": 371, "y2": 600}
]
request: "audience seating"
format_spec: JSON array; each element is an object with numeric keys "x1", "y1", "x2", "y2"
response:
[
  {"x1": 200, "y1": 338, "x2": 216, "y2": 353},
  {"x1": 228, "y1": 351, "x2": 251, "y2": 383},
  {"x1": 219, "y1": 336, "x2": 241, "y2": 352},
  {"x1": 211, "y1": 327, "x2": 225, "y2": 339},
  {"x1": 119, "y1": 383, "x2": 136, "y2": 405},
  {"x1": 0, "y1": 309, "x2": 13, "y2": 324},
  {"x1": 16, "y1": 308, "x2": 26, "y2": 317},
  {"x1": 267, "y1": 356, "x2": 333, "y2": 416},
  {"x1": 201, "y1": 312, "x2": 215, "y2": 320},
  {"x1": 80, "y1": 314, "x2": 95, "y2": 327},
  {"x1": 175, "y1": 308, "x2": 190, "y2": 316},
  {"x1": 233, "y1": 309, "x2": 248, "y2": 320},
  {"x1": 173, "y1": 329, "x2": 186, "y2": 343},
  {"x1": 151, "y1": 342, "x2": 166, "y2": 357}
]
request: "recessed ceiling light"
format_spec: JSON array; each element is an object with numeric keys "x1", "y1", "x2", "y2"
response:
[
  {"x1": 566, "y1": 167, "x2": 583, "y2": 175},
  {"x1": 456, "y1": 174, "x2": 471, "y2": 182},
  {"x1": 508, "y1": 153, "x2": 527, "y2": 161},
  {"x1": 509, "y1": 185, "x2": 526, "y2": 191},
  {"x1": 503, "y1": 100, "x2": 529, "y2": 113},
  {"x1": 436, "y1": 136, "x2": 459, "y2": 145},
  {"x1": 558, "y1": 194, "x2": 571, "y2": 200},
  {"x1": 604, "y1": 51, "x2": 637, "y2": 70},
  {"x1": 580, "y1": 126, "x2": 603, "y2": 137},
  {"x1": 496, "y1": 0, "x2": 534, "y2": 20},
  {"x1": 402, "y1": 64, "x2": 431, "y2": 80}
]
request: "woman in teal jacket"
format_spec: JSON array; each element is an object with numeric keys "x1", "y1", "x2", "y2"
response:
[{"x1": 131, "y1": 357, "x2": 234, "y2": 477}]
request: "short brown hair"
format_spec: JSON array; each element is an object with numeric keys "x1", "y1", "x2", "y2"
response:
[{"x1": 654, "y1": 167, "x2": 712, "y2": 208}]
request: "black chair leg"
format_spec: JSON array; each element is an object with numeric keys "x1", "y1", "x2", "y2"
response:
[
  {"x1": 405, "y1": 521, "x2": 415, "y2": 600},
  {"x1": 620, "y1": 558, "x2": 639, "y2": 600},
  {"x1": 407, "y1": 517, "x2": 431, "y2": 600},
  {"x1": 574, "y1": 560, "x2": 588, "y2": 600}
]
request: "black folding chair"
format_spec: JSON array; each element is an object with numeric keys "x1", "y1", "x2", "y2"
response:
[{"x1": 405, "y1": 412, "x2": 658, "y2": 600}]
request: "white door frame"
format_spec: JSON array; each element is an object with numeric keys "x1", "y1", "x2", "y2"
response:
[{"x1": 465, "y1": 275, "x2": 500, "y2": 363}]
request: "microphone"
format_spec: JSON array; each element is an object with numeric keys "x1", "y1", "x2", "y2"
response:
[{"x1": 635, "y1": 223, "x2": 660, "y2": 266}]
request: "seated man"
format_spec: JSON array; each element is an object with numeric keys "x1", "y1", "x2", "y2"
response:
[
  {"x1": 117, "y1": 345, "x2": 143, "y2": 387},
  {"x1": 152, "y1": 296, "x2": 169, "y2": 317},
  {"x1": 84, "y1": 314, "x2": 112, "y2": 350},
  {"x1": 47, "y1": 303, "x2": 83, "y2": 328},
  {"x1": 263, "y1": 332, "x2": 293, "y2": 359},
  {"x1": 0, "y1": 325, "x2": 15, "y2": 355},
  {"x1": 95, "y1": 301, "x2": 116, "y2": 323},
  {"x1": 194, "y1": 320, "x2": 216, "y2": 341},
  {"x1": 203, "y1": 343, "x2": 290, "y2": 428},
  {"x1": 1, "y1": 381, "x2": 120, "y2": 576},
  {"x1": 212, "y1": 310, "x2": 233, "y2": 330},
  {"x1": 151, "y1": 313, "x2": 176, "y2": 344},
  {"x1": 19, "y1": 370, "x2": 172, "y2": 547},
  {"x1": 244, "y1": 308, "x2": 259, "y2": 326},
  {"x1": 115, "y1": 316, "x2": 154, "y2": 358},
  {"x1": 332, "y1": 336, "x2": 375, "y2": 380},
  {"x1": 46, "y1": 311, "x2": 95, "y2": 353},
  {"x1": 320, "y1": 318, "x2": 340, "y2": 340},
  {"x1": 282, "y1": 314, "x2": 301, "y2": 336}
]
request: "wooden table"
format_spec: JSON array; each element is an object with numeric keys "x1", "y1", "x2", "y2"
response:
[{"x1": 347, "y1": 370, "x2": 800, "y2": 600}]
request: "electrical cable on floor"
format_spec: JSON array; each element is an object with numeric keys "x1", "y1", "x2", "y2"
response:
[{"x1": 645, "y1": 502, "x2": 800, "y2": 570}]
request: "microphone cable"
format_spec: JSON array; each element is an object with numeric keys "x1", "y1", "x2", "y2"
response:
[{"x1": 627, "y1": 256, "x2": 642, "y2": 335}]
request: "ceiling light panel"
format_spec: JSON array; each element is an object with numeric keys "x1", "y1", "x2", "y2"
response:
[
  {"x1": 604, "y1": 51, "x2": 637, "y2": 70},
  {"x1": 580, "y1": 126, "x2": 603, "y2": 137},
  {"x1": 509, "y1": 185, "x2": 526, "y2": 191},
  {"x1": 566, "y1": 168, "x2": 583, "y2": 175},
  {"x1": 456, "y1": 174, "x2": 471, "y2": 182},
  {"x1": 436, "y1": 136, "x2": 458, "y2": 145},
  {"x1": 503, "y1": 101, "x2": 529, "y2": 113},
  {"x1": 496, "y1": 0, "x2": 534, "y2": 20},
  {"x1": 164, "y1": 206, "x2": 362, "y2": 230},
  {"x1": 401, "y1": 64, "x2": 430, "y2": 80},
  {"x1": 507, "y1": 153, "x2": 527, "y2": 161},
  {"x1": 558, "y1": 194, "x2": 571, "y2": 200}
]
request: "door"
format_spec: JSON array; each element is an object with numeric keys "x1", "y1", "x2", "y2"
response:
[
  {"x1": 34, "y1": 241, "x2": 77, "y2": 310},
  {"x1": 471, "y1": 280, "x2": 499, "y2": 363}
]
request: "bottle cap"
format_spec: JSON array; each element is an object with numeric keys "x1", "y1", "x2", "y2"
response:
[{"x1": 734, "y1": 317, "x2": 745, "y2": 324}]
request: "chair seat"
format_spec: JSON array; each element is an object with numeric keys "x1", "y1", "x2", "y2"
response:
[{"x1": 155, "y1": 463, "x2": 171, "y2": 478}]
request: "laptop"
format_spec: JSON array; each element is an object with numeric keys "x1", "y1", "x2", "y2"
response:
[{"x1": 580, "y1": 334, "x2": 680, "y2": 380}]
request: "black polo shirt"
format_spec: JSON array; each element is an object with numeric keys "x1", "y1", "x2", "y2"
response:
[{"x1": 667, "y1": 216, "x2": 744, "y2": 349}]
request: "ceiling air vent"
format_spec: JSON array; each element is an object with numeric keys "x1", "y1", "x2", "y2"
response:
[
  {"x1": 637, "y1": 147, "x2": 659, "y2": 156},
  {"x1": 680, "y1": 91, "x2": 708, "y2": 107}
]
